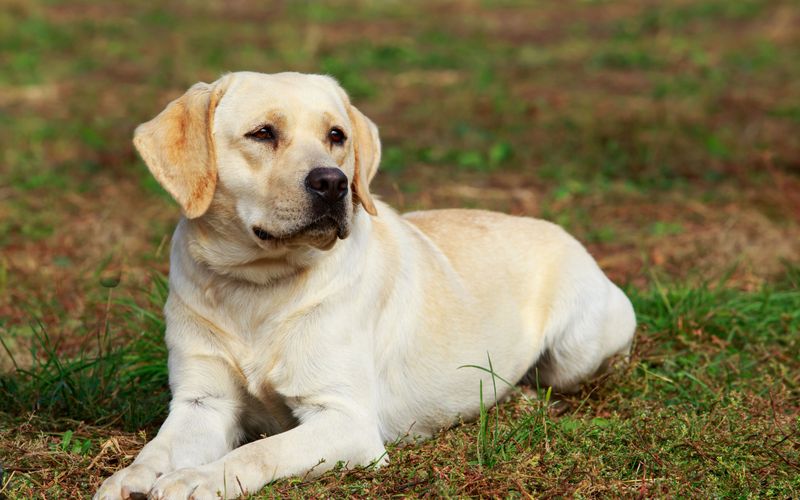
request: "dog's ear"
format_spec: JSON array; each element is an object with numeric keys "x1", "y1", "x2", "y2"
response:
[
  {"x1": 347, "y1": 104, "x2": 380, "y2": 216},
  {"x1": 133, "y1": 78, "x2": 229, "y2": 219}
]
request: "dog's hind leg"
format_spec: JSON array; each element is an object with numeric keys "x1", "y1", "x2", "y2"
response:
[{"x1": 526, "y1": 281, "x2": 636, "y2": 393}]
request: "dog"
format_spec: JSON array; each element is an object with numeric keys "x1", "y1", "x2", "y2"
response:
[{"x1": 95, "y1": 71, "x2": 636, "y2": 500}]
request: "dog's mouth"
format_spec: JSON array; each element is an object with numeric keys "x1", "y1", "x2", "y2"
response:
[
  {"x1": 252, "y1": 226, "x2": 273, "y2": 241},
  {"x1": 252, "y1": 215, "x2": 348, "y2": 245}
]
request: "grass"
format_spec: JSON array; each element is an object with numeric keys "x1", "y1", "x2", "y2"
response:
[
  {"x1": 1, "y1": 0, "x2": 799, "y2": 497},
  {"x1": 1, "y1": 271, "x2": 798, "y2": 497},
  {"x1": 0, "y1": 275, "x2": 169, "y2": 432}
]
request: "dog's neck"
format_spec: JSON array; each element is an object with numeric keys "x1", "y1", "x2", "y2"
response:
[{"x1": 172, "y1": 209, "x2": 371, "y2": 288}]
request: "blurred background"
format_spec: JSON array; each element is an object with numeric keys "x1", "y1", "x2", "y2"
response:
[
  {"x1": 1, "y1": 1, "x2": 799, "y2": 496},
  {"x1": 2, "y1": 0, "x2": 799, "y2": 341},
  {"x1": 2, "y1": 0, "x2": 799, "y2": 373}
]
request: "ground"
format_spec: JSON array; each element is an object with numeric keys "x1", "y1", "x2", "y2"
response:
[{"x1": 1, "y1": 0, "x2": 798, "y2": 498}]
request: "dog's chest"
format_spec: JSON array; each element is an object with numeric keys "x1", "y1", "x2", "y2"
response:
[
  {"x1": 194, "y1": 267, "x2": 371, "y2": 414},
  {"x1": 228, "y1": 345, "x2": 299, "y2": 435},
  {"x1": 218, "y1": 316, "x2": 287, "y2": 391},
  {"x1": 220, "y1": 310, "x2": 329, "y2": 404}
]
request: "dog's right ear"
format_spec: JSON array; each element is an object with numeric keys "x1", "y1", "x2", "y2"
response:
[{"x1": 133, "y1": 77, "x2": 229, "y2": 219}]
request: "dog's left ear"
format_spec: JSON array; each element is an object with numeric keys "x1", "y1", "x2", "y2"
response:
[
  {"x1": 133, "y1": 76, "x2": 230, "y2": 219},
  {"x1": 347, "y1": 105, "x2": 380, "y2": 216}
]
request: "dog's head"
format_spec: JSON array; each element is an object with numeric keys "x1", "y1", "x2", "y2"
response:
[{"x1": 134, "y1": 72, "x2": 379, "y2": 252}]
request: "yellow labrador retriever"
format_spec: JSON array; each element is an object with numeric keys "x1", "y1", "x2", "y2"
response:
[{"x1": 95, "y1": 71, "x2": 635, "y2": 500}]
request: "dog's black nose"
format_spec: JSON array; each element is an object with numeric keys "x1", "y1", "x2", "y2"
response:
[{"x1": 305, "y1": 167, "x2": 348, "y2": 204}]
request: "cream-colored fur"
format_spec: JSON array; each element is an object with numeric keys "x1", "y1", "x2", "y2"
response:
[{"x1": 95, "y1": 72, "x2": 636, "y2": 500}]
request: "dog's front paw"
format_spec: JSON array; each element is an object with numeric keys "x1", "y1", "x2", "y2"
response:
[
  {"x1": 149, "y1": 466, "x2": 234, "y2": 500},
  {"x1": 94, "y1": 463, "x2": 162, "y2": 500}
]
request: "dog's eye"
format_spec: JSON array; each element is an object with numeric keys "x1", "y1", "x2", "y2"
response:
[
  {"x1": 247, "y1": 125, "x2": 277, "y2": 142},
  {"x1": 328, "y1": 127, "x2": 346, "y2": 145}
]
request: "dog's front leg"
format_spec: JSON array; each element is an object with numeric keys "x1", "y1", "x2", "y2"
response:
[
  {"x1": 148, "y1": 407, "x2": 386, "y2": 499},
  {"x1": 95, "y1": 354, "x2": 245, "y2": 500}
]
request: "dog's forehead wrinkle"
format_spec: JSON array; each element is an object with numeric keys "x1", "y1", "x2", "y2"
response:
[
  {"x1": 320, "y1": 110, "x2": 347, "y2": 130},
  {"x1": 221, "y1": 73, "x2": 348, "y2": 126},
  {"x1": 248, "y1": 110, "x2": 287, "y2": 130}
]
